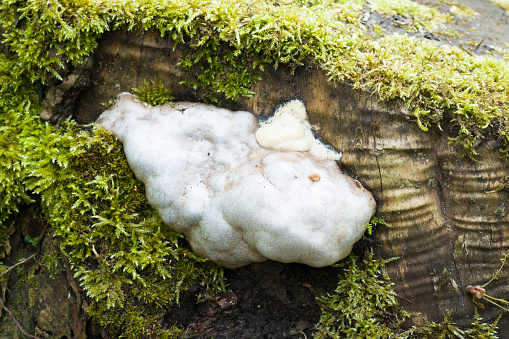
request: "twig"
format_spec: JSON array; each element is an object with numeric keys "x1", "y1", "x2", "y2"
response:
[
  {"x1": 92, "y1": 244, "x2": 104, "y2": 262},
  {"x1": 0, "y1": 296, "x2": 40, "y2": 339},
  {"x1": 473, "y1": 39, "x2": 484, "y2": 53},
  {"x1": 459, "y1": 43, "x2": 474, "y2": 56},
  {"x1": 0, "y1": 253, "x2": 37, "y2": 279}
]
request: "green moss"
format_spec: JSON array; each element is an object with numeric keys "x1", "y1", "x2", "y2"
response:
[
  {"x1": 491, "y1": 45, "x2": 509, "y2": 60},
  {"x1": 412, "y1": 311, "x2": 467, "y2": 338},
  {"x1": 314, "y1": 252, "x2": 415, "y2": 339},
  {"x1": 411, "y1": 310, "x2": 499, "y2": 338},
  {"x1": 40, "y1": 252, "x2": 62, "y2": 280},
  {"x1": 355, "y1": 0, "x2": 446, "y2": 31},
  {"x1": 1, "y1": 0, "x2": 508, "y2": 158},
  {"x1": 0, "y1": 90, "x2": 34, "y2": 226},
  {"x1": 0, "y1": 0, "x2": 107, "y2": 90},
  {"x1": 39, "y1": 124, "x2": 225, "y2": 337},
  {"x1": 0, "y1": 86, "x2": 225, "y2": 337},
  {"x1": 314, "y1": 253, "x2": 501, "y2": 339},
  {"x1": 467, "y1": 309, "x2": 500, "y2": 339},
  {"x1": 133, "y1": 80, "x2": 175, "y2": 106},
  {"x1": 179, "y1": 38, "x2": 266, "y2": 102},
  {"x1": 366, "y1": 216, "x2": 391, "y2": 235}
]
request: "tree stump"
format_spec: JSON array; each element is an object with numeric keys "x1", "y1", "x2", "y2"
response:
[{"x1": 74, "y1": 30, "x2": 509, "y2": 333}]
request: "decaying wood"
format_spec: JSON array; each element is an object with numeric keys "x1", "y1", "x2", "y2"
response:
[{"x1": 74, "y1": 30, "x2": 509, "y2": 332}]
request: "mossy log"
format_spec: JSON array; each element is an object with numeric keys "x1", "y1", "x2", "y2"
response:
[{"x1": 74, "y1": 30, "x2": 509, "y2": 332}]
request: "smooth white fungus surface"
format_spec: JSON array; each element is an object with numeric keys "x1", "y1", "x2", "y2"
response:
[{"x1": 97, "y1": 93, "x2": 375, "y2": 268}]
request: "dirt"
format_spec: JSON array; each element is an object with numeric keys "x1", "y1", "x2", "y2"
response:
[{"x1": 164, "y1": 260, "x2": 343, "y2": 338}]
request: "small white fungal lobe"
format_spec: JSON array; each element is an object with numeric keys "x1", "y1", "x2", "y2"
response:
[
  {"x1": 255, "y1": 100, "x2": 341, "y2": 160},
  {"x1": 97, "y1": 93, "x2": 375, "y2": 269}
]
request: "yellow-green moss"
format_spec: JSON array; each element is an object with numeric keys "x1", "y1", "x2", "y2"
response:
[
  {"x1": 132, "y1": 80, "x2": 175, "y2": 106},
  {"x1": 354, "y1": 0, "x2": 447, "y2": 31},
  {"x1": 1, "y1": 0, "x2": 508, "y2": 159},
  {"x1": 315, "y1": 252, "x2": 500, "y2": 338},
  {"x1": 0, "y1": 86, "x2": 225, "y2": 337},
  {"x1": 41, "y1": 125, "x2": 225, "y2": 337},
  {"x1": 314, "y1": 252, "x2": 414, "y2": 338},
  {"x1": 489, "y1": 0, "x2": 509, "y2": 12}
]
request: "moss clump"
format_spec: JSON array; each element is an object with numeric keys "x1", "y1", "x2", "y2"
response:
[
  {"x1": 355, "y1": 0, "x2": 447, "y2": 31},
  {"x1": 0, "y1": 91, "x2": 35, "y2": 227},
  {"x1": 0, "y1": 0, "x2": 108, "y2": 91},
  {"x1": 179, "y1": 38, "x2": 266, "y2": 102},
  {"x1": 314, "y1": 253, "x2": 501, "y2": 339},
  {"x1": 133, "y1": 80, "x2": 175, "y2": 106},
  {"x1": 314, "y1": 252, "x2": 414, "y2": 338},
  {"x1": 0, "y1": 88, "x2": 225, "y2": 336},
  {"x1": 489, "y1": 0, "x2": 509, "y2": 12},
  {"x1": 465, "y1": 309, "x2": 500, "y2": 339},
  {"x1": 366, "y1": 216, "x2": 391, "y2": 235},
  {"x1": 39, "y1": 125, "x2": 226, "y2": 337},
  {"x1": 411, "y1": 310, "x2": 499, "y2": 339}
]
